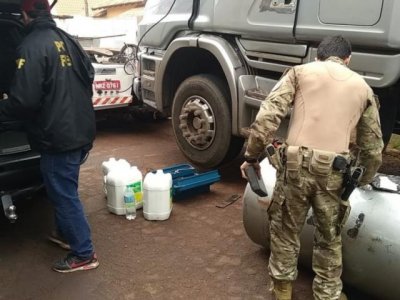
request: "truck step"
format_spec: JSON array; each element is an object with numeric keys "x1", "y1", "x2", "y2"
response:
[{"x1": 245, "y1": 88, "x2": 269, "y2": 101}]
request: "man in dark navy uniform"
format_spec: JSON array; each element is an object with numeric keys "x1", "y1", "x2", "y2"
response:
[{"x1": 0, "y1": 0, "x2": 99, "y2": 273}]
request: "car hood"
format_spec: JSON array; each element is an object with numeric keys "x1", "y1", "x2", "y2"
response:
[{"x1": 0, "y1": 0, "x2": 21, "y2": 13}]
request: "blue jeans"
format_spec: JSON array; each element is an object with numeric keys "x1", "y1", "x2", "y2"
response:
[{"x1": 40, "y1": 148, "x2": 94, "y2": 259}]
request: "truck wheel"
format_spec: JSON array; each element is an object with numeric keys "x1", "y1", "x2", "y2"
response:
[
  {"x1": 374, "y1": 86, "x2": 400, "y2": 146},
  {"x1": 172, "y1": 74, "x2": 244, "y2": 169}
]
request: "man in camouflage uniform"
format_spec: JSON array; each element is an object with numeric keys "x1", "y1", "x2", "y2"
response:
[{"x1": 240, "y1": 36, "x2": 383, "y2": 300}]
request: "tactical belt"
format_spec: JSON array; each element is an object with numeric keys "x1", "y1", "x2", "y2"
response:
[
  {"x1": 283, "y1": 146, "x2": 350, "y2": 174},
  {"x1": 300, "y1": 151, "x2": 349, "y2": 172}
]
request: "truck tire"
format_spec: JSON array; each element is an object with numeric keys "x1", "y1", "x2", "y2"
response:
[
  {"x1": 172, "y1": 74, "x2": 244, "y2": 169},
  {"x1": 374, "y1": 86, "x2": 400, "y2": 146}
]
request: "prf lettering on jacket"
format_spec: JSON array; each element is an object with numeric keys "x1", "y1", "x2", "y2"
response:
[
  {"x1": 16, "y1": 58, "x2": 26, "y2": 69},
  {"x1": 54, "y1": 41, "x2": 72, "y2": 68}
]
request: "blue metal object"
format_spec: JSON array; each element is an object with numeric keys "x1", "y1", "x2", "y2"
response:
[
  {"x1": 162, "y1": 164, "x2": 195, "y2": 180},
  {"x1": 162, "y1": 164, "x2": 221, "y2": 199}
]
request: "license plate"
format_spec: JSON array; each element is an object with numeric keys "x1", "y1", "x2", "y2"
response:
[{"x1": 94, "y1": 80, "x2": 121, "y2": 90}]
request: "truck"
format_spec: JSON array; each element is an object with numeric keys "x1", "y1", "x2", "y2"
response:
[
  {"x1": 53, "y1": 16, "x2": 141, "y2": 112},
  {"x1": 134, "y1": 0, "x2": 400, "y2": 169}
]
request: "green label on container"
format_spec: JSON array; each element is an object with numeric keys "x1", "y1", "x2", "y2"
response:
[{"x1": 129, "y1": 181, "x2": 143, "y2": 203}]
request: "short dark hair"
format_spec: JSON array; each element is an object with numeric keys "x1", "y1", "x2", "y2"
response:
[
  {"x1": 26, "y1": 1, "x2": 51, "y2": 19},
  {"x1": 317, "y1": 35, "x2": 352, "y2": 61}
]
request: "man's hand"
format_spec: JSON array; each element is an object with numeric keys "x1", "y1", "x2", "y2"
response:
[{"x1": 240, "y1": 161, "x2": 261, "y2": 180}]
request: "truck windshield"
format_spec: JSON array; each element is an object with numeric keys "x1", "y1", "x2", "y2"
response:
[{"x1": 142, "y1": 0, "x2": 192, "y2": 20}]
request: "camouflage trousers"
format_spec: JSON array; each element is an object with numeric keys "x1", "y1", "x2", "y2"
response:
[{"x1": 267, "y1": 166, "x2": 350, "y2": 300}]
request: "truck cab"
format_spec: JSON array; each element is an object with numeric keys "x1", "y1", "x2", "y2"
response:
[{"x1": 135, "y1": 0, "x2": 400, "y2": 169}]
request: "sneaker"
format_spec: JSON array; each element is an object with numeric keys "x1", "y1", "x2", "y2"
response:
[
  {"x1": 47, "y1": 231, "x2": 71, "y2": 251},
  {"x1": 52, "y1": 253, "x2": 99, "y2": 273}
]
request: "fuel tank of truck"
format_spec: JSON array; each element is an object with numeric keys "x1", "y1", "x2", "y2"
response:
[{"x1": 242, "y1": 159, "x2": 400, "y2": 300}]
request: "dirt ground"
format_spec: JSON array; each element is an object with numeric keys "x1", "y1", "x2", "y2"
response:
[
  {"x1": 0, "y1": 117, "x2": 391, "y2": 300},
  {"x1": 380, "y1": 148, "x2": 400, "y2": 176}
]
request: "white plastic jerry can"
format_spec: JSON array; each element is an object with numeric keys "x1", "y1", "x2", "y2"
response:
[
  {"x1": 102, "y1": 157, "x2": 117, "y2": 194},
  {"x1": 143, "y1": 169, "x2": 173, "y2": 221},
  {"x1": 102, "y1": 158, "x2": 130, "y2": 195},
  {"x1": 105, "y1": 169, "x2": 130, "y2": 215},
  {"x1": 126, "y1": 166, "x2": 143, "y2": 209},
  {"x1": 101, "y1": 157, "x2": 117, "y2": 178}
]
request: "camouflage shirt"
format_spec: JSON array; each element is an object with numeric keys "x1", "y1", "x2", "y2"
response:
[{"x1": 245, "y1": 57, "x2": 383, "y2": 184}]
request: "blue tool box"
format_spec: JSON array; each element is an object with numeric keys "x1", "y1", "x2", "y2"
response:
[{"x1": 162, "y1": 164, "x2": 221, "y2": 199}]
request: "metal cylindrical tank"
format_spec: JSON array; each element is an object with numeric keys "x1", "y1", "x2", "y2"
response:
[{"x1": 243, "y1": 160, "x2": 400, "y2": 300}]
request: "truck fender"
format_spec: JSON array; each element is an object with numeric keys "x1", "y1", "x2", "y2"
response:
[{"x1": 155, "y1": 34, "x2": 247, "y2": 136}]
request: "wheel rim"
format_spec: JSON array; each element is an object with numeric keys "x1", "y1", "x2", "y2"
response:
[{"x1": 178, "y1": 95, "x2": 216, "y2": 150}]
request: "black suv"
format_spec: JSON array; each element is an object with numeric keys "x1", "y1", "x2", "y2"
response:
[{"x1": 0, "y1": 0, "x2": 43, "y2": 222}]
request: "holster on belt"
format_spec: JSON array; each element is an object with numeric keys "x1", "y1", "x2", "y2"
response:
[
  {"x1": 265, "y1": 144, "x2": 283, "y2": 171},
  {"x1": 286, "y1": 146, "x2": 302, "y2": 179}
]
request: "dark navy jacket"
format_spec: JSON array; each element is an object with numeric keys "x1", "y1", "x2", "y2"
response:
[{"x1": 0, "y1": 17, "x2": 95, "y2": 153}]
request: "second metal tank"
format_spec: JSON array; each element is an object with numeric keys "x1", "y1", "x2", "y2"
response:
[{"x1": 242, "y1": 160, "x2": 400, "y2": 300}]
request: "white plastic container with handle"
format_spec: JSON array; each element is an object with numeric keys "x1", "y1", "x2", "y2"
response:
[
  {"x1": 102, "y1": 158, "x2": 130, "y2": 195},
  {"x1": 106, "y1": 168, "x2": 130, "y2": 215},
  {"x1": 143, "y1": 169, "x2": 173, "y2": 221}
]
